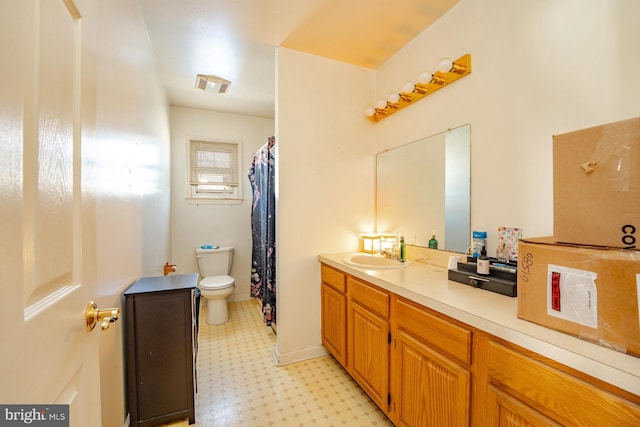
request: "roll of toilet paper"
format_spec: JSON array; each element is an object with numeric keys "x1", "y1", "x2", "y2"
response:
[{"x1": 447, "y1": 256, "x2": 461, "y2": 270}]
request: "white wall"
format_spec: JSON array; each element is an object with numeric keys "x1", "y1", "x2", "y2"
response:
[
  {"x1": 92, "y1": 0, "x2": 171, "y2": 425},
  {"x1": 170, "y1": 106, "x2": 275, "y2": 301},
  {"x1": 374, "y1": 0, "x2": 640, "y2": 254},
  {"x1": 275, "y1": 48, "x2": 376, "y2": 364},
  {"x1": 273, "y1": 0, "x2": 640, "y2": 364}
]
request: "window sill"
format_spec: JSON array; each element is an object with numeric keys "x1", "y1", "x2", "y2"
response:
[{"x1": 185, "y1": 197, "x2": 243, "y2": 205}]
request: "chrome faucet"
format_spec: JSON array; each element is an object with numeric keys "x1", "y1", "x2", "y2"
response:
[
  {"x1": 377, "y1": 233, "x2": 402, "y2": 260},
  {"x1": 381, "y1": 239, "x2": 400, "y2": 260}
]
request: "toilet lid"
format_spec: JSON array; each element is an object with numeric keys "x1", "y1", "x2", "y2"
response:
[{"x1": 199, "y1": 275, "x2": 235, "y2": 290}]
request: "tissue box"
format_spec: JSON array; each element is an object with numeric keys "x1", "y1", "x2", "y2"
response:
[
  {"x1": 553, "y1": 116, "x2": 640, "y2": 249},
  {"x1": 517, "y1": 237, "x2": 640, "y2": 356}
]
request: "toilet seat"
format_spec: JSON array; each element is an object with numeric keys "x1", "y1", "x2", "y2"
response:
[{"x1": 199, "y1": 275, "x2": 235, "y2": 290}]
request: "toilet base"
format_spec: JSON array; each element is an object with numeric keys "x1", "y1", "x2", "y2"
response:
[{"x1": 205, "y1": 297, "x2": 229, "y2": 325}]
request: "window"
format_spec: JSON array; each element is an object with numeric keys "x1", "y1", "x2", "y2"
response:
[{"x1": 187, "y1": 139, "x2": 242, "y2": 204}]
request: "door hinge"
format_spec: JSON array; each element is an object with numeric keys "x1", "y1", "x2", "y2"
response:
[
  {"x1": 388, "y1": 332, "x2": 391, "y2": 344},
  {"x1": 387, "y1": 393, "x2": 391, "y2": 406}
]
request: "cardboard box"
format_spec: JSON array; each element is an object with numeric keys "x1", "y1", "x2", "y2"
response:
[
  {"x1": 517, "y1": 237, "x2": 640, "y2": 356},
  {"x1": 553, "y1": 116, "x2": 640, "y2": 249}
]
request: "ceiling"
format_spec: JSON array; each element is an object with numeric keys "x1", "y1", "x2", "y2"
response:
[{"x1": 137, "y1": 0, "x2": 460, "y2": 119}]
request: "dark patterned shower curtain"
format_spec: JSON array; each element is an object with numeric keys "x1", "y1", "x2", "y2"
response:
[{"x1": 248, "y1": 136, "x2": 276, "y2": 325}]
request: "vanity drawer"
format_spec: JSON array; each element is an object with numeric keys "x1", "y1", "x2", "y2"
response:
[
  {"x1": 395, "y1": 297, "x2": 471, "y2": 366},
  {"x1": 348, "y1": 277, "x2": 390, "y2": 319},
  {"x1": 321, "y1": 264, "x2": 346, "y2": 293}
]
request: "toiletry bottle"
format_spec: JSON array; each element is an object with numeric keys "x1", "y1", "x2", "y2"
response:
[
  {"x1": 399, "y1": 235, "x2": 406, "y2": 262},
  {"x1": 496, "y1": 243, "x2": 509, "y2": 263},
  {"x1": 472, "y1": 231, "x2": 487, "y2": 257},
  {"x1": 428, "y1": 231, "x2": 438, "y2": 249},
  {"x1": 477, "y1": 246, "x2": 490, "y2": 276}
]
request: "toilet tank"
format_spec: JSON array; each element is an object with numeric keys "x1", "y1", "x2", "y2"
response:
[{"x1": 195, "y1": 246, "x2": 234, "y2": 277}]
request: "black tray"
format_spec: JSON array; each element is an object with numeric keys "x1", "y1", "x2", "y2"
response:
[{"x1": 448, "y1": 260, "x2": 517, "y2": 297}]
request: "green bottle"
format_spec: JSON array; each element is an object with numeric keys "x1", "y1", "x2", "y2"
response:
[
  {"x1": 428, "y1": 231, "x2": 438, "y2": 249},
  {"x1": 399, "y1": 235, "x2": 406, "y2": 262}
]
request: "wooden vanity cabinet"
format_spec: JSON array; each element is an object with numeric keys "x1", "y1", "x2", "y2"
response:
[
  {"x1": 125, "y1": 274, "x2": 198, "y2": 427},
  {"x1": 485, "y1": 340, "x2": 640, "y2": 426},
  {"x1": 319, "y1": 263, "x2": 640, "y2": 427},
  {"x1": 391, "y1": 296, "x2": 472, "y2": 426},
  {"x1": 320, "y1": 264, "x2": 347, "y2": 366},
  {"x1": 347, "y1": 277, "x2": 391, "y2": 411}
]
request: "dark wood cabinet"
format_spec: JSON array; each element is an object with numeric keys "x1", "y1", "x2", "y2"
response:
[{"x1": 125, "y1": 274, "x2": 198, "y2": 427}]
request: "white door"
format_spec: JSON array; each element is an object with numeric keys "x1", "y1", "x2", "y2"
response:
[{"x1": 0, "y1": 1, "x2": 103, "y2": 426}]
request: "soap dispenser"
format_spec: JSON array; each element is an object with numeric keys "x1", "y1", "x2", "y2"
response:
[
  {"x1": 399, "y1": 235, "x2": 406, "y2": 262},
  {"x1": 477, "y1": 246, "x2": 490, "y2": 276},
  {"x1": 428, "y1": 231, "x2": 438, "y2": 249}
]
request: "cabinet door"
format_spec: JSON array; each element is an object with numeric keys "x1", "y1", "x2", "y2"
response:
[
  {"x1": 321, "y1": 282, "x2": 347, "y2": 365},
  {"x1": 393, "y1": 329, "x2": 470, "y2": 427},
  {"x1": 487, "y1": 385, "x2": 561, "y2": 427},
  {"x1": 348, "y1": 301, "x2": 389, "y2": 410}
]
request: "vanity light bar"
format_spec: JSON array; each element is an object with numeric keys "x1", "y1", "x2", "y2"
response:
[{"x1": 366, "y1": 54, "x2": 472, "y2": 122}]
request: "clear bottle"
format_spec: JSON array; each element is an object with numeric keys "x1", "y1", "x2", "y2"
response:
[
  {"x1": 428, "y1": 231, "x2": 438, "y2": 249},
  {"x1": 477, "y1": 246, "x2": 490, "y2": 276},
  {"x1": 399, "y1": 235, "x2": 406, "y2": 262},
  {"x1": 496, "y1": 243, "x2": 509, "y2": 263},
  {"x1": 391, "y1": 233, "x2": 400, "y2": 259}
]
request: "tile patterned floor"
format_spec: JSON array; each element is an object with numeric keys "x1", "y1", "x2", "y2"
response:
[{"x1": 162, "y1": 300, "x2": 392, "y2": 426}]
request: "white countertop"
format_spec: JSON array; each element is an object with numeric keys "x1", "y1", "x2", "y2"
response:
[{"x1": 318, "y1": 252, "x2": 640, "y2": 396}]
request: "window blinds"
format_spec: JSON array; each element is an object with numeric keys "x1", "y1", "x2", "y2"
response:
[{"x1": 189, "y1": 140, "x2": 238, "y2": 188}]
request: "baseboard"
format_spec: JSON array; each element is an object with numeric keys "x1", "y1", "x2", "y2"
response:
[
  {"x1": 272, "y1": 344, "x2": 329, "y2": 366},
  {"x1": 200, "y1": 293, "x2": 250, "y2": 305},
  {"x1": 228, "y1": 292, "x2": 250, "y2": 302}
]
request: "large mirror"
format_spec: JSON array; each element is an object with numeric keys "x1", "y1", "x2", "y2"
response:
[{"x1": 376, "y1": 124, "x2": 470, "y2": 253}]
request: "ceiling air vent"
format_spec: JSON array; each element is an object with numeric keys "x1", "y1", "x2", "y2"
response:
[{"x1": 195, "y1": 74, "x2": 231, "y2": 94}]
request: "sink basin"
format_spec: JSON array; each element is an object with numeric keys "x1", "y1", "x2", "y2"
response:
[{"x1": 344, "y1": 254, "x2": 412, "y2": 269}]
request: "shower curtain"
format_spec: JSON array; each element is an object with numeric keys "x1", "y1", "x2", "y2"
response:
[{"x1": 248, "y1": 136, "x2": 276, "y2": 325}]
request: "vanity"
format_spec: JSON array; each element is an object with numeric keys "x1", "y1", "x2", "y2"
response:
[{"x1": 319, "y1": 254, "x2": 640, "y2": 426}]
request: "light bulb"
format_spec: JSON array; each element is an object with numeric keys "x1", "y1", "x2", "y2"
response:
[
  {"x1": 418, "y1": 71, "x2": 433, "y2": 84},
  {"x1": 375, "y1": 99, "x2": 387, "y2": 110},
  {"x1": 387, "y1": 93, "x2": 400, "y2": 104},
  {"x1": 365, "y1": 106, "x2": 375, "y2": 117},
  {"x1": 438, "y1": 57, "x2": 454, "y2": 73},
  {"x1": 402, "y1": 81, "x2": 415, "y2": 94}
]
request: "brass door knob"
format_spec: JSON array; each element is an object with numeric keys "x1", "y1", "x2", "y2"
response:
[{"x1": 85, "y1": 302, "x2": 120, "y2": 331}]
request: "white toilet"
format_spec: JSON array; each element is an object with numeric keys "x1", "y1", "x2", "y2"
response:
[{"x1": 195, "y1": 246, "x2": 235, "y2": 325}]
